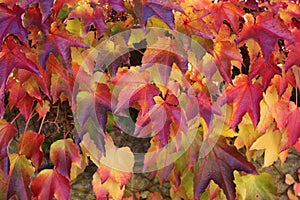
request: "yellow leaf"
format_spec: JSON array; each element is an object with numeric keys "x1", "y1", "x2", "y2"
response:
[{"x1": 250, "y1": 126, "x2": 282, "y2": 167}]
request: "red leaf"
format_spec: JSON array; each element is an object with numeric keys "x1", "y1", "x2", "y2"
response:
[
  {"x1": 133, "y1": 0, "x2": 184, "y2": 29},
  {"x1": 16, "y1": 95, "x2": 35, "y2": 121},
  {"x1": 6, "y1": 154, "x2": 35, "y2": 200},
  {"x1": 210, "y1": 1, "x2": 245, "y2": 34},
  {"x1": 237, "y1": 12, "x2": 293, "y2": 62},
  {"x1": 67, "y1": 5, "x2": 107, "y2": 39},
  {"x1": 113, "y1": 69, "x2": 160, "y2": 115},
  {"x1": 0, "y1": 37, "x2": 39, "y2": 116},
  {"x1": 226, "y1": 74, "x2": 263, "y2": 128},
  {"x1": 285, "y1": 29, "x2": 300, "y2": 70},
  {"x1": 249, "y1": 54, "x2": 282, "y2": 90},
  {"x1": 135, "y1": 94, "x2": 187, "y2": 148},
  {"x1": 18, "y1": 131, "x2": 44, "y2": 169},
  {"x1": 38, "y1": 23, "x2": 88, "y2": 70},
  {"x1": 50, "y1": 139, "x2": 81, "y2": 179},
  {"x1": 287, "y1": 103, "x2": 300, "y2": 146},
  {"x1": 0, "y1": 120, "x2": 17, "y2": 175},
  {"x1": 31, "y1": 169, "x2": 71, "y2": 200},
  {"x1": 142, "y1": 35, "x2": 188, "y2": 76},
  {"x1": 194, "y1": 136, "x2": 257, "y2": 200},
  {"x1": 0, "y1": 3, "x2": 27, "y2": 47}
]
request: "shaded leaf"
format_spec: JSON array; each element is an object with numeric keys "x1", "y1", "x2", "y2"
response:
[
  {"x1": 7, "y1": 154, "x2": 34, "y2": 200},
  {"x1": 194, "y1": 136, "x2": 257, "y2": 200}
]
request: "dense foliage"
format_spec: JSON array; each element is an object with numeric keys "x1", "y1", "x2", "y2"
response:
[{"x1": 0, "y1": 0, "x2": 299, "y2": 199}]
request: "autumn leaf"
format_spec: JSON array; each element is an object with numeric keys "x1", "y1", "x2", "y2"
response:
[
  {"x1": 249, "y1": 54, "x2": 282, "y2": 90},
  {"x1": 0, "y1": 120, "x2": 17, "y2": 175},
  {"x1": 226, "y1": 74, "x2": 263, "y2": 128},
  {"x1": 95, "y1": 83, "x2": 113, "y2": 136},
  {"x1": 18, "y1": 131, "x2": 44, "y2": 169},
  {"x1": 38, "y1": 23, "x2": 88, "y2": 70},
  {"x1": 94, "y1": 37, "x2": 130, "y2": 76},
  {"x1": 234, "y1": 171, "x2": 278, "y2": 200},
  {"x1": 286, "y1": 102, "x2": 300, "y2": 146},
  {"x1": 237, "y1": 12, "x2": 293, "y2": 62},
  {"x1": 250, "y1": 125, "x2": 282, "y2": 167},
  {"x1": 0, "y1": 3, "x2": 27, "y2": 48},
  {"x1": 113, "y1": 69, "x2": 160, "y2": 115},
  {"x1": 209, "y1": 1, "x2": 245, "y2": 34},
  {"x1": 35, "y1": 100, "x2": 50, "y2": 119},
  {"x1": 31, "y1": 169, "x2": 71, "y2": 200},
  {"x1": 0, "y1": 37, "x2": 39, "y2": 117},
  {"x1": 133, "y1": 0, "x2": 184, "y2": 29},
  {"x1": 194, "y1": 136, "x2": 257, "y2": 200},
  {"x1": 285, "y1": 29, "x2": 300, "y2": 70},
  {"x1": 213, "y1": 40, "x2": 242, "y2": 83},
  {"x1": 50, "y1": 138, "x2": 81, "y2": 179},
  {"x1": 142, "y1": 36, "x2": 188, "y2": 80},
  {"x1": 67, "y1": 4, "x2": 107, "y2": 39},
  {"x1": 6, "y1": 154, "x2": 35, "y2": 200}
]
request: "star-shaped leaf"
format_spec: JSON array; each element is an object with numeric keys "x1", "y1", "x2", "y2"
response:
[
  {"x1": 226, "y1": 74, "x2": 263, "y2": 128},
  {"x1": 194, "y1": 136, "x2": 257, "y2": 200},
  {"x1": 133, "y1": 0, "x2": 184, "y2": 29},
  {"x1": 38, "y1": 23, "x2": 88, "y2": 70},
  {"x1": 0, "y1": 3, "x2": 27, "y2": 48},
  {"x1": 237, "y1": 12, "x2": 293, "y2": 62}
]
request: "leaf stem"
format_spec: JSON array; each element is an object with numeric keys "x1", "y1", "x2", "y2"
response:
[
  {"x1": 10, "y1": 112, "x2": 21, "y2": 124},
  {"x1": 19, "y1": 110, "x2": 34, "y2": 154},
  {"x1": 38, "y1": 115, "x2": 46, "y2": 134}
]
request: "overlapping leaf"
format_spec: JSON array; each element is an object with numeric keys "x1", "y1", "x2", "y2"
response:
[
  {"x1": 237, "y1": 12, "x2": 293, "y2": 62},
  {"x1": 0, "y1": 37, "x2": 39, "y2": 117},
  {"x1": 6, "y1": 154, "x2": 34, "y2": 200},
  {"x1": 194, "y1": 136, "x2": 257, "y2": 200}
]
